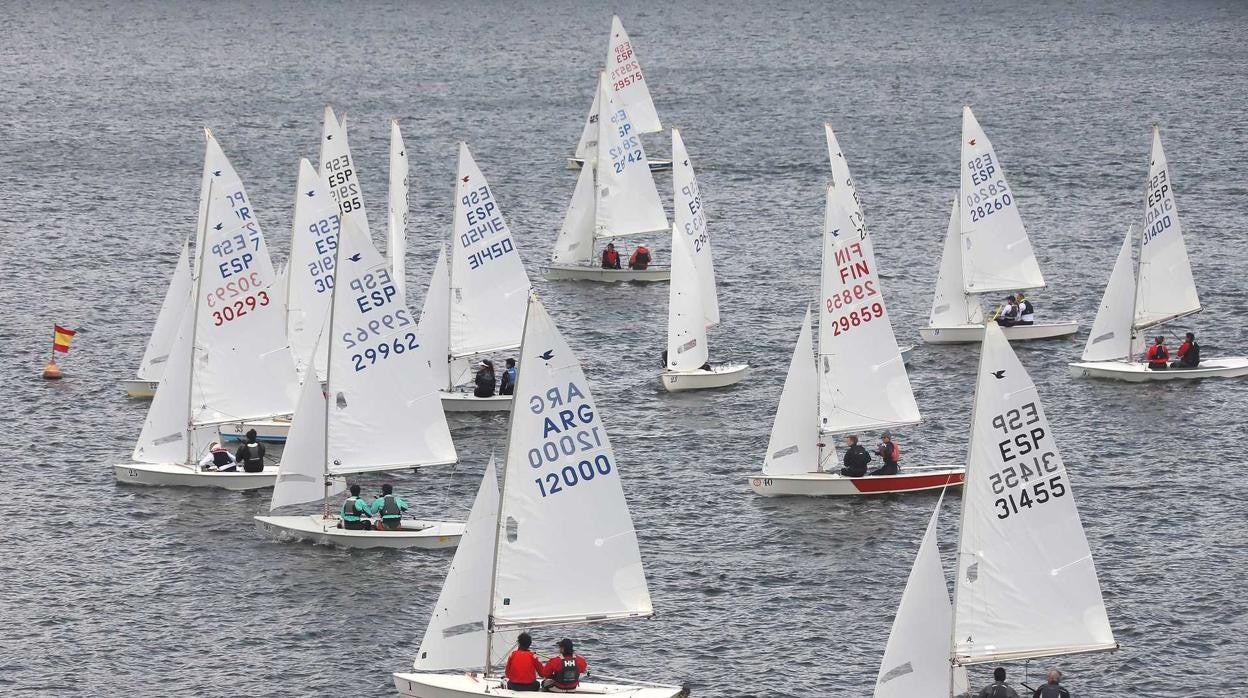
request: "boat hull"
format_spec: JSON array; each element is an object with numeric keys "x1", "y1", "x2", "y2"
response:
[
  {"x1": 567, "y1": 157, "x2": 672, "y2": 172},
  {"x1": 919, "y1": 321, "x2": 1078, "y2": 344},
  {"x1": 113, "y1": 462, "x2": 278, "y2": 490},
  {"x1": 545, "y1": 264, "x2": 671, "y2": 283},
  {"x1": 122, "y1": 378, "x2": 159, "y2": 398},
  {"x1": 661, "y1": 363, "x2": 750, "y2": 392},
  {"x1": 254, "y1": 515, "x2": 464, "y2": 549},
  {"x1": 393, "y1": 673, "x2": 684, "y2": 698},
  {"x1": 219, "y1": 417, "x2": 291, "y2": 443},
  {"x1": 1068, "y1": 357, "x2": 1248, "y2": 381},
  {"x1": 748, "y1": 467, "x2": 965, "y2": 497},
  {"x1": 899, "y1": 344, "x2": 914, "y2": 365},
  {"x1": 440, "y1": 392, "x2": 513, "y2": 413}
]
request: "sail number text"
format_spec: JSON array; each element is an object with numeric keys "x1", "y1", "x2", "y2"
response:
[
  {"x1": 987, "y1": 401, "x2": 1067, "y2": 520},
  {"x1": 964, "y1": 153, "x2": 1014, "y2": 223},
  {"x1": 825, "y1": 241, "x2": 883, "y2": 337},
  {"x1": 680, "y1": 182, "x2": 709, "y2": 252},
  {"x1": 609, "y1": 40, "x2": 645, "y2": 92},
  {"x1": 608, "y1": 110, "x2": 644, "y2": 174},
  {"x1": 324, "y1": 155, "x2": 363, "y2": 214},
  {"x1": 527, "y1": 382, "x2": 615, "y2": 498},
  {"x1": 344, "y1": 269, "x2": 414, "y2": 372},
  {"x1": 305, "y1": 214, "x2": 340, "y2": 293},
  {"x1": 459, "y1": 185, "x2": 516, "y2": 269},
  {"x1": 1143, "y1": 169, "x2": 1174, "y2": 245}
]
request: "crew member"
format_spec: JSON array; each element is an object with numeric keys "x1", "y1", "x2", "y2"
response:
[
  {"x1": 978, "y1": 667, "x2": 1021, "y2": 698},
  {"x1": 869, "y1": 432, "x2": 900, "y2": 476},
  {"x1": 542, "y1": 638, "x2": 588, "y2": 692},
  {"x1": 504, "y1": 632, "x2": 544, "y2": 692},
  {"x1": 839, "y1": 435, "x2": 871, "y2": 477},
  {"x1": 474, "y1": 360, "x2": 496, "y2": 397},
  {"x1": 500, "y1": 358, "x2": 518, "y2": 396},
  {"x1": 339, "y1": 484, "x2": 372, "y2": 530},
  {"x1": 628, "y1": 244, "x2": 652, "y2": 270},
  {"x1": 234, "y1": 429, "x2": 266, "y2": 472},
  {"x1": 199, "y1": 442, "x2": 237, "y2": 472},
  {"x1": 995, "y1": 295, "x2": 1019, "y2": 327},
  {"x1": 601, "y1": 243, "x2": 621, "y2": 269},
  {"x1": 1146, "y1": 336, "x2": 1169, "y2": 370},
  {"x1": 1016, "y1": 292, "x2": 1035, "y2": 325},
  {"x1": 369, "y1": 483, "x2": 407, "y2": 531},
  {"x1": 1171, "y1": 332, "x2": 1200, "y2": 368},
  {"x1": 1031, "y1": 670, "x2": 1071, "y2": 698}
]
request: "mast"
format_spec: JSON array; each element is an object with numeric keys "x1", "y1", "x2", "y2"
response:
[
  {"x1": 186, "y1": 175, "x2": 213, "y2": 465},
  {"x1": 947, "y1": 333, "x2": 984, "y2": 697},
  {"x1": 1128, "y1": 220, "x2": 1143, "y2": 363},
  {"x1": 321, "y1": 207, "x2": 346, "y2": 525},
  {"x1": 446, "y1": 168, "x2": 457, "y2": 392}
]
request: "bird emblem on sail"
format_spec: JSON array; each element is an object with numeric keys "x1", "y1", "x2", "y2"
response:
[
  {"x1": 968, "y1": 138, "x2": 977, "y2": 146},
  {"x1": 538, "y1": 349, "x2": 555, "y2": 360},
  {"x1": 213, "y1": 170, "x2": 221, "y2": 177},
  {"x1": 991, "y1": 370, "x2": 1006, "y2": 379},
  {"x1": 461, "y1": 175, "x2": 469, "y2": 183},
  {"x1": 348, "y1": 253, "x2": 362, "y2": 262}
]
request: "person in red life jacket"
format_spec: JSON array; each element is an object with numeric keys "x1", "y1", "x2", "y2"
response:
[
  {"x1": 542, "y1": 638, "x2": 588, "y2": 692},
  {"x1": 1171, "y1": 332, "x2": 1201, "y2": 368},
  {"x1": 198, "y1": 442, "x2": 237, "y2": 472},
  {"x1": 601, "y1": 242, "x2": 621, "y2": 269},
  {"x1": 628, "y1": 244, "x2": 652, "y2": 270},
  {"x1": 869, "y1": 431, "x2": 900, "y2": 476},
  {"x1": 1146, "y1": 335, "x2": 1169, "y2": 370},
  {"x1": 504, "y1": 632, "x2": 544, "y2": 692}
]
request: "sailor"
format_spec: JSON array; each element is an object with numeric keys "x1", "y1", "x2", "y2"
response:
[
  {"x1": 601, "y1": 242, "x2": 621, "y2": 269},
  {"x1": 504, "y1": 632, "x2": 544, "y2": 692},
  {"x1": 869, "y1": 431, "x2": 900, "y2": 476},
  {"x1": 1030, "y1": 670, "x2": 1071, "y2": 698},
  {"x1": 995, "y1": 295, "x2": 1019, "y2": 327},
  {"x1": 628, "y1": 244, "x2": 652, "y2": 270},
  {"x1": 369, "y1": 483, "x2": 407, "y2": 531},
  {"x1": 839, "y1": 435, "x2": 871, "y2": 477},
  {"x1": 474, "y1": 360, "x2": 496, "y2": 397},
  {"x1": 1016, "y1": 292, "x2": 1035, "y2": 325},
  {"x1": 978, "y1": 667, "x2": 1021, "y2": 698},
  {"x1": 339, "y1": 484, "x2": 372, "y2": 530},
  {"x1": 1146, "y1": 336, "x2": 1169, "y2": 370},
  {"x1": 542, "y1": 638, "x2": 588, "y2": 692},
  {"x1": 499, "y1": 358, "x2": 518, "y2": 396},
  {"x1": 1171, "y1": 332, "x2": 1200, "y2": 368},
  {"x1": 234, "y1": 429, "x2": 266, "y2": 472},
  {"x1": 198, "y1": 442, "x2": 237, "y2": 472}
]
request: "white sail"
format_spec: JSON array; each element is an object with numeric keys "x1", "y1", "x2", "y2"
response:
[
  {"x1": 137, "y1": 239, "x2": 192, "y2": 381},
  {"x1": 324, "y1": 215, "x2": 456, "y2": 475},
  {"x1": 604, "y1": 15, "x2": 660, "y2": 134},
  {"x1": 417, "y1": 246, "x2": 451, "y2": 389},
  {"x1": 572, "y1": 83, "x2": 601, "y2": 163},
  {"x1": 953, "y1": 323, "x2": 1116, "y2": 665},
  {"x1": 449, "y1": 143, "x2": 532, "y2": 358},
  {"x1": 492, "y1": 295, "x2": 653, "y2": 628},
  {"x1": 875, "y1": 499, "x2": 967, "y2": 698},
  {"x1": 672, "y1": 128, "x2": 719, "y2": 326},
  {"x1": 193, "y1": 133, "x2": 298, "y2": 424},
  {"x1": 413, "y1": 458, "x2": 506, "y2": 671},
  {"x1": 132, "y1": 306, "x2": 218, "y2": 464},
  {"x1": 388, "y1": 119, "x2": 409, "y2": 292},
  {"x1": 1135, "y1": 126, "x2": 1201, "y2": 330},
  {"x1": 762, "y1": 308, "x2": 819, "y2": 477},
  {"x1": 594, "y1": 74, "x2": 668, "y2": 240},
  {"x1": 825, "y1": 124, "x2": 866, "y2": 235},
  {"x1": 818, "y1": 184, "x2": 918, "y2": 434},
  {"x1": 929, "y1": 197, "x2": 984, "y2": 327},
  {"x1": 958, "y1": 107, "x2": 1045, "y2": 294},
  {"x1": 551, "y1": 162, "x2": 596, "y2": 265},
  {"x1": 287, "y1": 158, "x2": 340, "y2": 383},
  {"x1": 665, "y1": 225, "x2": 708, "y2": 371},
  {"x1": 270, "y1": 370, "x2": 334, "y2": 510},
  {"x1": 1081, "y1": 226, "x2": 1137, "y2": 362},
  {"x1": 319, "y1": 106, "x2": 371, "y2": 239}
]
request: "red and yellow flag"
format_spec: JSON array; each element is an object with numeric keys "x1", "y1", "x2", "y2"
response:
[{"x1": 52, "y1": 325, "x2": 76, "y2": 353}]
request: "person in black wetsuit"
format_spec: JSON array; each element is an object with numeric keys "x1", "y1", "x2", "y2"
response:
[
  {"x1": 978, "y1": 667, "x2": 1021, "y2": 698},
  {"x1": 474, "y1": 360, "x2": 496, "y2": 397},
  {"x1": 840, "y1": 435, "x2": 871, "y2": 477},
  {"x1": 1031, "y1": 670, "x2": 1071, "y2": 698},
  {"x1": 234, "y1": 429, "x2": 266, "y2": 472},
  {"x1": 1171, "y1": 332, "x2": 1201, "y2": 368}
]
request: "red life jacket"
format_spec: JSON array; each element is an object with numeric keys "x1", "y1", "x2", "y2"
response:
[{"x1": 1147, "y1": 344, "x2": 1168, "y2": 364}]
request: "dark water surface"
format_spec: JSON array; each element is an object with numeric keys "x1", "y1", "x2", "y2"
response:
[{"x1": 4, "y1": 1, "x2": 1248, "y2": 695}]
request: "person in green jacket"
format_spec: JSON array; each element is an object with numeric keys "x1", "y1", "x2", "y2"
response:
[
  {"x1": 370, "y1": 483, "x2": 408, "y2": 531},
  {"x1": 339, "y1": 484, "x2": 372, "y2": 530}
]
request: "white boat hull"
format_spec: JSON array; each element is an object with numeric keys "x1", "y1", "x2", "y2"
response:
[
  {"x1": 219, "y1": 417, "x2": 292, "y2": 443},
  {"x1": 748, "y1": 467, "x2": 965, "y2": 497},
  {"x1": 661, "y1": 363, "x2": 750, "y2": 392},
  {"x1": 440, "y1": 391, "x2": 513, "y2": 413},
  {"x1": 899, "y1": 344, "x2": 914, "y2": 365},
  {"x1": 122, "y1": 378, "x2": 159, "y2": 398},
  {"x1": 113, "y1": 462, "x2": 278, "y2": 490},
  {"x1": 545, "y1": 263, "x2": 671, "y2": 283},
  {"x1": 394, "y1": 673, "x2": 684, "y2": 698},
  {"x1": 919, "y1": 321, "x2": 1079, "y2": 344},
  {"x1": 567, "y1": 157, "x2": 673, "y2": 172},
  {"x1": 1068, "y1": 357, "x2": 1248, "y2": 381},
  {"x1": 254, "y1": 515, "x2": 464, "y2": 549}
]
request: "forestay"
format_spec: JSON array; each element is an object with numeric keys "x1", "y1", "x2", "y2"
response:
[
  {"x1": 594, "y1": 74, "x2": 668, "y2": 240},
  {"x1": 132, "y1": 308, "x2": 218, "y2": 464},
  {"x1": 324, "y1": 215, "x2": 456, "y2": 475},
  {"x1": 604, "y1": 15, "x2": 660, "y2": 134},
  {"x1": 270, "y1": 368, "x2": 337, "y2": 510},
  {"x1": 572, "y1": 84, "x2": 601, "y2": 163},
  {"x1": 1134, "y1": 126, "x2": 1200, "y2": 330},
  {"x1": 818, "y1": 183, "x2": 918, "y2": 434},
  {"x1": 492, "y1": 295, "x2": 653, "y2": 628},
  {"x1": 762, "y1": 308, "x2": 818, "y2": 477},
  {"x1": 137, "y1": 239, "x2": 192, "y2": 381},
  {"x1": 665, "y1": 226, "x2": 708, "y2": 371},
  {"x1": 417, "y1": 246, "x2": 452, "y2": 389},
  {"x1": 953, "y1": 324, "x2": 1116, "y2": 665},
  {"x1": 287, "y1": 158, "x2": 340, "y2": 383},
  {"x1": 672, "y1": 128, "x2": 718, "y2": 326},
  {"x1": 388, "y1": 119, "x2": 409, "y2": 292},
  {"x1": 929, "y1": 197, "x2": 984, "y2": 327},
  {"x1": 449, "y1": 143, "x2": 531, "y2": 358},
  {"x1": 551, "y1": 163, "x2": 596, "y2": 265},
  {"x1": 319, "y1": 106, "x2": 371, "y2": 239},
  {"x1": 958, "y1": 107, "x2": 1044, "y2": 295},
  {"x1": 1081, "y1": 226, "x2": 1136, "y2": 362}
]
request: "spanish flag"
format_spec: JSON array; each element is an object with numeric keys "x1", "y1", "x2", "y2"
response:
[{"x1": 52, "y1": 325, "x2": 76, "y2": 353}]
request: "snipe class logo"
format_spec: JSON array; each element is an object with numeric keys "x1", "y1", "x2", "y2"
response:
[{"x1": 538, "y1": 349, "x2": 555, "y2": 360}]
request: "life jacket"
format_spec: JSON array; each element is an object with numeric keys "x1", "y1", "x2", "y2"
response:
[
  {"x1": 1147, "y1": 344, "x2": 1168, "y2": 364},
  {"x1": 554, "y1": 656, "x2": 580, "y2": 688},
  {"x1": 884, "y1": 442, "x2": 900, "y2": 463},
  {"x1": 341, "y1": 496, "x2": 363, "y2": 521},
  {"x1": 1019, "y1": 300, "x2": 1035, "y2": 322},
  {"x1": 241, "y1": 443, "x2": 263, "y2": 467},
  {"x1": 629, "y1": 247, "x2": 650, "y2": 269},
  {"x1": 1000, "y1": 303, "x2": 1019, "y2": 320},
  {"x1": 602, "y1": 249, "x2": 620, "y2": 267},
  {"x1": 211, "y1": 448, "x2": 233, "y2": 467},
  {"x1": 378, "y1": 494, "x2": 402, "y2": 520}
]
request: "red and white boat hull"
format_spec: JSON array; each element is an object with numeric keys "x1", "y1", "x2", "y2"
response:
[{"x1": 748, "y1": 467, "x2": 965, "y2": 497}]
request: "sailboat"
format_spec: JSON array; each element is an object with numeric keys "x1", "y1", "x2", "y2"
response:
[
  {"x1": 123, "y1": 239, "x2": 192, "y2": 398},
  {"x1": 419, "y1": 143, "x2": 532, "y2": 412},
  {"x1": 750, "y1": 125, "x2": 964, "y2": 497},
  {"x1": 115, "y1": 129, "x2": 299, "y2": 489},
  {"x1": 393, "y1": 293, "x2": 685, "y2": 697},
  {"x1": 661, "y1": 129, "x2": 748, "y2": 391},
  {"x1": 568, "y1": 15, "x2": 671, "y2": 172},
  {"x1": 920, "y1": 107, "x2": 1079, "y2": 344},
  {"x1": 283, "y1": 158, "x2": 339, "y2": 386},
  {"x1": 878, "y1": 323, "x2": 1117, "y2": 695},
  {"x1": 253, "y1": 211, "x2": 463, "y2": 549},
  {"x1": 548, "y1": 73, "x2": 670, "y2": 282},
  {"x1": 1070, "y1": 126, "x2": 1248, "y2": 381}
]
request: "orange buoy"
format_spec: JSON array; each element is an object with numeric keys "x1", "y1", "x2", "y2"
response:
[{"x1": 42, "y1": 360, "x2": 63, "y2": 380}]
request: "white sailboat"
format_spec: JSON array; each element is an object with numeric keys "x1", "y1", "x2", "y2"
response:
[
  {"x1": 393, "y1": 294, "x2": 685, "y2": 698},
  {"x1": 661, "y1": 129, "x2": 748, "y2": 391},
  {"x1": 750, "y1": 125, "x2": 963, "y2": 497},
  {"x1": 1070, "y1": 126, "x2": 1248, "y2": 381},
  {"x1": 320, "y1": 105, "x2": 371, "y2": 240},
  {"x1": 388, "y1": 119, "x2": 410, "y2": 294},
  {"x1": 548, "y1": 73, "x2": 670, "y2": 283},
  {"x1": 567, "y1": 15, "x2": 671, "y2": 172},
  {"x1": 254, "y1": 212, "x2": 463, "y2": 549},
  {"x1": 284, "y1": 158, "x2": 339, "y2": 385},
  {"x1": 920, "y1": 107, "x2": 1078, "y2": 344},
  {"x1": 423, "y1": 143, "x2": 532, "y2": 412},
  {"x1": 123, "y1": 239, "x2": 192, "y2": 398},
  {"x1": 115, "y1": 130, "x2": 299, "y2": 489}
]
